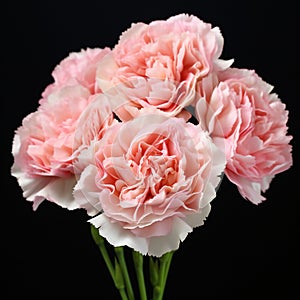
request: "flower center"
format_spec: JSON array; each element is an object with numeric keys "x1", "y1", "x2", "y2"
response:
[{"x1": 123, "y1": 133, "x2": 179, "y2": 201}]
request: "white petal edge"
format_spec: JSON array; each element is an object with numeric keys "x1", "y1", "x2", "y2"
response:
[
  {"x1": 73, "y1": 164, "x2": 102, "y2": 216},
  {"x1": 89, "y1": 204, "x2": 211, "y2": 257},
  {"x1": 89, "y1": 214, "x2": 149, "y2": 255},
  {"x1": 12, "y1": 166, "x2": 78, "y2": 210}
]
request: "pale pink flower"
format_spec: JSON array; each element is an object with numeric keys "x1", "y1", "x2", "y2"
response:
[
  {"x1": 103, "y1": 76, "x2": 193, "y2": 121},
  {"x1": 195, "y1": 68, "x2": 293, "y2": 204},
  {"x1": 96, "y1": 14, "x2": 232, "y2": 120},
  {"x1": 74, "y1": 114, "x2": 225, "y2": 256},
  {"x1": 41, "y1": 47, "x2": 111, "y2": 100},
  {"x1": 12, "y1": 47, "x2": 115, "y2": 210},
  {"x1": 11, "y1": 86, "x2": 115, "y2": 210}
]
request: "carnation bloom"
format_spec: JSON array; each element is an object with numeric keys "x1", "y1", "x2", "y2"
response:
[
  {"x1": 74, "y1": 114, "x2": 225, "y2": 256},
  {"x1": 96, "y1": 13, "x2": 232, "y2": 121},
  {"x1": 41, "y1": 47, "x2": 111, "y2": 100},
  {"x1": 11, "y1": 47, "x2": 115, "y2": 210},
  {"x1": 195, "y1": 68, "x2": 293, "y2": 204},
  {"x1": 102, "y1": 77, "x2": 193, "y2": 121}
]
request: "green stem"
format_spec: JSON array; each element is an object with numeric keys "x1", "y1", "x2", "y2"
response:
[
  {"x1": 152, "y1": 251, "x2": 174, "y2": 300},
  {"x1": 159, "y1": 251, "x2": 173, "y2": 299},
  {"x1": 115, "y1": 258, "x2": 129, "y2": 300},
  {"x1": 119, "y1": 289, "x2": 129, "y2": 300},
  {"x1": 90, "y1": 225, "x2": 128, "y2": 300},
  {"x1": 115, "y1": 247, "x2": 135, "y2": 300},
  {"x1": 90, "y1": 225, "x2": 115, "y2": 280},
  {"x1": 132, "y1": 251, "x2": 148, "y2": 300}
]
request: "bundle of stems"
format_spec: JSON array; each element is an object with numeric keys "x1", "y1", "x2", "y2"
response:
[{"x1": 91, "y1": 225, "x2": 174, "y2": 300}]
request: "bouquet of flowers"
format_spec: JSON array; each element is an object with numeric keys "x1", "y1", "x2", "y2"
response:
[{"x1": 11, "y1": 14, "x2": 293, "y2": 299}]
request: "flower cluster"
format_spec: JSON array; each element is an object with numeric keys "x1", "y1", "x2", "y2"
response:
[{"x1": 12, "y1": 14, "x2": 293, "y2": 258}]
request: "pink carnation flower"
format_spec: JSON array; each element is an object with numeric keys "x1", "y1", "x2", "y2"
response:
[
  {"x1": 41, "y1": 47, "x2": 111, "y2": 100},
  {"x1": 74, "y1": 114, "x2": 225, "y2": 256},
  {"x1": 96, "y1": 14, "x2": 232, "y2": 121},
  {"x1": 195, "y1": 68, "x2": 293, "y2": 204},
  {"x1": 103, "y1": 76, "x2": 193, "y2": 121},
  {"x1": 11, "y1": 47, "x2": 115, "y2": 210}
]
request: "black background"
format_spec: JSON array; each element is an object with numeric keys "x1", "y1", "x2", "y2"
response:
[{"x1": 2, "y1": 1, "x2": 299, "y2": 299}]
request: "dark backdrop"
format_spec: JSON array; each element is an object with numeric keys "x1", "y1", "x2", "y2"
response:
[{"x1": 3, "y1": 1, "x2": 299, "y2": 299}]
